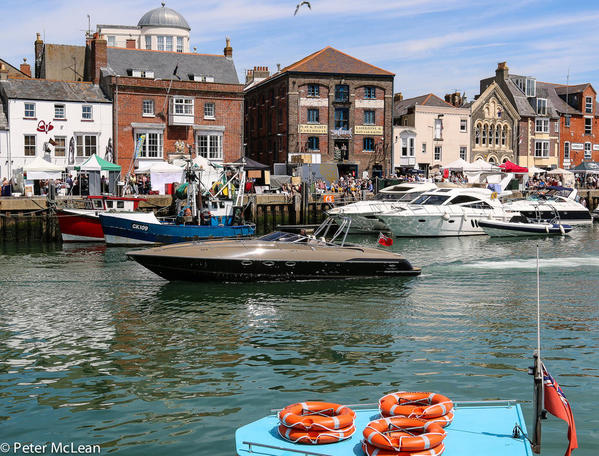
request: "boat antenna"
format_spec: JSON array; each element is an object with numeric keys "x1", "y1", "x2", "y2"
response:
[{"x1": 531, "y1": 243, "x2": 544, "y2": 453}]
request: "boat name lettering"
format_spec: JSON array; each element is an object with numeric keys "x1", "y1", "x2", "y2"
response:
[{"x1": 131, "y1": 223, "x2": 149, "y2": 231}]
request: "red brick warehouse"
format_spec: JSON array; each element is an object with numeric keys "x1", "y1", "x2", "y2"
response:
[{"x1": 88, "y1": 34, "x2": 244, "y2": 172}]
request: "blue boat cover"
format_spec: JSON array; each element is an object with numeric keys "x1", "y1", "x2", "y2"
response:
[{"x1": 235, "y1": 404, "x2": 532, "y2": 456}]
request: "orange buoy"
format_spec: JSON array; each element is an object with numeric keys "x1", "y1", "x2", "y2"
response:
[
  {"x1": 278, "y1": 423, "x2": 355, "y2": 444},
  {"x1": 362, "y1": 440, "x2": 446, "y2": 456},
  {"x1": 379, "y1": 392, "x2": 453, "y2": 419},
  {"x1": 363, "y1": 417, "x2": 446, "y2": 452},
  {"x1": 278, "y1": 401, "x2": 356, "y2": 431}
]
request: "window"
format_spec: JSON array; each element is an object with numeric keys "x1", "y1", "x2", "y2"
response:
[
  {"x1": 334, "y1": 108, "x2": 349, "y2": 129},
  {"x1": 363, "y1": 137, "x2": 374, "y2": 151},
  {"x1": 564, "y1": 141, "x2": 570, "y2": 159},
  {"x1": 335, "y1": 84, "x2": 349, "y2": 102},
  {"x1": 460, "y1": 146, "x2": 467, "y2": 160},
  {"x1": 177, "y1": 36, "x2": 183, "y2": 53},
  {"x1": 408, "y1": 137, "x2": 414, "y2": 156},
  {"x1": 537, "y1": 98, "x2": 547, "y2": 115},
  {"x1": 460, "y1": 119, "x2": 467, "y2": 132},
  {"x1": 278, "y1": 107, "x2": 282, "y2": 124},
  {"x1": 132, "y1": 70, "x2": 154, "y2": 78},
  {"x1": 364, "y1": 110, "x2": 375, "y2": 125},
  {"x1": 585, "y1": 142, "x2": 592, "y2": 159},
  {"x1": 135, "y1": 131, "x2": 163, "y2": 158},
  {"x1": 157, "y1": 36, "x2": 165, "y2": 51},
  {"x1": 422, "y1": 143, "x2": 426, "y2": 154},
  {"x1": 54, "y1": 104, "x2": 65, "y2": 119},
  {"x1": 307, "y1": 136, "x2": 319, "y2": 151},
  {"x1": 502, "y1": 126, "x2": 507, "y2": 146},
  {"x1": 534, "y1": 140, "x2": 549, "y2": 157},
  {"x1": 24, "y1": 135, "x2": 36, "y2": 156},
  {"x1": 565, "y1": 116, "x2": 571, "y2": 128},
  {"x1": 585, "y1": 117, "x2": 592, "y2": 135},
  {"x1": 54, "y1": 136, "x2": 66, "y2": 157},
  {"x1": 401, "y1": 138, "x2": 407, "y2": 156},
  {"x1": 364, "y1": 86, "x2": 376, "y2": 99},
  {"x1": 434, "y1": 119, "x2": 442, "y2": 139},
  {"x1": 165, "y1": 36, "x2": 173, "y2": 52},
  {"x1": 307, "y1": 84, "x2": 319, "y2": 97},
  {"x1": 434, "y1": 145, "x2": 442, "y2": 161},
  {"x1": 526, "y1": 78, "x2": 536, "y2": 97},
  {"x1": 143, "y1": 100, "x2": 154, "y2": 116},
  {"x1": 585, "y1": 96, "x2": 593, "y2": 113},
  {"x1": 173, "y1": 97, "x2": 193, "y2": 115},
  {"x1": 535, "y1": 118, "x2": 549, "y2": 133},
  {"x1": 307, "y1": 108, "x2": 319, "y2": 123},
  {"x1": 197, "y1": 134, "x2": 223, "y2": 160},
  {"x1": 82, "y1": 105, "x2": 93, "y2": 120},
  {"x1": 107, "y1": 36, "x2": 116, "y2": 47},
  {"x1": 554, "y1": 120, "x2": 559, "y2": 133},
  {"x1": 204, "y1": 102, "x2": 215, "y2": 119},
  {"x1": 75, "y1": 135, "x2": 97, "y2": 157},
  {"x1": 145, "y1": 35, "x2": 152, "y2": 50},
  {"x1": 475, "y1": 124, "x2": 480, "y2": 145},
  {"x1": 482, "y1": 125, "x2": 487, "y2": 145},
  {"x1": 495, "y1": 125, "x2": 500, "y2": 145},
  {"x1": 24, "y1": 103, "x2": 35, "y2": 118}
]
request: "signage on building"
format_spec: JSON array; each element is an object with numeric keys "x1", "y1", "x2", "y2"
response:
[
  {"x1": 37, "y1": 120, "x2": 54, "y2": 134},
  {"x1": 571, "y1": 143, "x2": 584, "y2": 150},
  {"x1": 299, "y1": 124, "x2": 328, "y2": 134},
  {"x1": 593, "y1": 144, "x2": 599, "y2": 151},
  {"x1": 330, "y1": 128, "x2": 352, "y2": 138},
  {"x1": 354, "y1": 125, "x2": 384, "y2": 135}
]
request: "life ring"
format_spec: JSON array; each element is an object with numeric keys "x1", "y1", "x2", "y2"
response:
[
  {"x1": 425, "y1": 410, "x2": 454, "y2": 428},
  {"x1": 278, "y1": 402, "x2": 356, "y2": 431},
  {"x1": 278, "y1": 423, "x2": 355, "y2": 444},
  {"x1": 363, "y1": 417, "x2": 446, "y2": 452},
  {"x1": 379, "y1": 392, "x2": 453, "y2": 419},
  {"x1": 362, "y1": 440, "x2": 446, "y2": 456}
]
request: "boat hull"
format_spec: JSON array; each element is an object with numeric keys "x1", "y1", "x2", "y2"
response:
[
  {"x1": 479, "y1": 219, "x2": 572, "y2": 237},
  {"x1": 127, "y1": 253, "x2": 420, "y2": 282},
  {"x1": 378, "y1": 213, "x2": 497, "y2": 237},
  {"x1": 56, "y1": 210, "x2": 104, "y2": 242},
  {"x1": 100, "y1": 213, "x2": 255, "y2": 245}
]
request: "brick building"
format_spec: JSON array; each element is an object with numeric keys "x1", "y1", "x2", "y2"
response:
[
  {"x1": 87, "y1": 33, "x2": 243, "y2": 172},
  {"x1": 244, "y1": 47, "x2": 394, "y2": 178},
  {"x1": 554, "y1": 83, "x2": 599, "y2": 168}
]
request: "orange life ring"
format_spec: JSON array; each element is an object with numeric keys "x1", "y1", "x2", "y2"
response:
[
  {"x1": 278, "y1": 402, "x2": 356, "y2": 431},
  {"x1": 362, "y1": 440, "x2": 446, "y2": 456},
  {"x1": 278, "y1": 423, "x2": 355, "y2": 444},
  {"x1": 426, "y1": 410, "x2": 454, "y2": 428},
  {"x1": 363, "y1": 417, "x2": 446, "y2": 452},
  {"x1": 379, "y1": 392, "x2": 453, "y2": 419}
]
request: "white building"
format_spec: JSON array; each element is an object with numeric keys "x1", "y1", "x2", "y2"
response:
[
  {"x1": 392, "y1": 93, "x2": 470, "y2": 176},
  {"x1": 97, "y1": 4, "x2": 191, "y2": 53},
  {"x1": 0, "y1": 77, "x2": 112, "y2": 180}
]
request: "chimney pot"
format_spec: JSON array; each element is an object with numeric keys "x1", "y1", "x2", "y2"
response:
[{"x1": 224, "y1": 36, "x2": 233, "y2": 59}]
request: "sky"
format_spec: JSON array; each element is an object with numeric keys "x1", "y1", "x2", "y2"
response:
[{"x1": 2, "y1": 0, "x2": 599, "y2": 101}]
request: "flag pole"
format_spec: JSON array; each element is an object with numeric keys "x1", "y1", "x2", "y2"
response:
[{"x1": 532, "y1": 243, "x2": 543, "y2": 453}]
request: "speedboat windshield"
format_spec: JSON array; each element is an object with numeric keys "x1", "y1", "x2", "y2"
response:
[
  {"x1": 258, "y1": 232, "x2": 304, "y2": 242},
  {"x1": 411, "y1": 194, "x2": 450, "y2": 205}
]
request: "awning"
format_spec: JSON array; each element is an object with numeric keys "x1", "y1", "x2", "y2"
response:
[
  {"x1": 443, "y1": 158, "x2": 469, "y2": 171},
  {"x1": 232, "y1": 157, "x2": 270, "y2": 170},
  {"x1": 570, "y1": 161, "x2": 599, "y2": 174},
  {"x1": 75, "y1": 154, "x2": 121, "y2": 172},
  {"x1": 23, "y1": 156, "x2": 65, "y2": 180},
  {"x1": 499, "y1": 161, "x2": 528, "y2": 173}
]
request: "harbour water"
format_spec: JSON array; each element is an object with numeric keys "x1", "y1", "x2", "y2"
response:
[{"x1": 1, "y1": 226, "x2": 598, "y2": 455}]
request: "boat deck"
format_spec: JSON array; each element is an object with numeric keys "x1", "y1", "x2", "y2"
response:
[{"x1": 235, "y1": 402, "x2": 532, "y2": 456}]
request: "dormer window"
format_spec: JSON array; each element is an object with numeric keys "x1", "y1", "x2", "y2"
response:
[
  {"x1": 131, "y1": 69, "x2": 154, "y2": 79},
  {"x1": 526, "y1": 78, "x2": 536, "y2": 97},
  {"x1": 585, "y1": 96, "x2": 593, "y2": 113},
  {"x1": 537, "y1": 98, "x2": 547, "y2": 115},
  {"x1": 192, "y1": 74, "x2": 215, "y2": 82}
]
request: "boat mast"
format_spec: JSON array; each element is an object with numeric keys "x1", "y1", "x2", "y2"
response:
[{"x1": 532, "y1": 244, "x2": 543, "y2": 453}]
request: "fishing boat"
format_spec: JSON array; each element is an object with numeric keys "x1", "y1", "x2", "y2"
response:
[
  {"x1": 234, "y1": 249, "x2": 578, "y2": 456},
  {"x1": 100, "y1": 160, "x2": 255, "y2": 245},
  {"x1": 127, "y1": 218, "x2": 421, "y2": 281},
  {"x1": 479, "y1": 215, "x2": 572, "y2": 237},
  {"x1": 56, "y1": 195, "x2": 145, "y2": 242},
  {"x1": 376, "y1": 187, "x2": 510, "y2": 237},
  {"x1": 326, "y1": 182, "x2": 437, "y2": 233}
]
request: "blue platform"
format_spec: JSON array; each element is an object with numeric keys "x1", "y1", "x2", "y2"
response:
[{"x1": 235, "y1": 402, "x2": 532, "y2": 456}]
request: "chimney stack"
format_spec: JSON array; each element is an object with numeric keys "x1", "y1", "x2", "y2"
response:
[
  {"x1": 224, "y1": 37, "x2": 233, "y2": 59},
  {"x1": 91, "y1": 33, "x2": 107, "y2": 85},
  {"x1": 394, "y1": 92, "x2": 404, "y2": 103},
  {"x1": 0, "y1": 63, "x2": 8, "y2": 81},
  {"x1": 34, "y1": 32, "x2": 44, "y2": 78},
  {"x1": 126, "y1": 39, "x2": 136, "y2": 49},
  {"x1": 20, "y1": 58, "x2": 31, "y2": 77},
  {"x1": 444, "y1": 91, "x2": 464, "y2": 107},
  {"x1": 496, "y1": 61, "x2": 509, "y2": 81}
]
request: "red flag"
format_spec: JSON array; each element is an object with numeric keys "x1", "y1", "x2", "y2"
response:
[
  {"x1": 378, "y1": 232, "x2": 393, "y2": 247},
  {"x1": 543, "y1": 362, "x2": 577, "y2": 456}
]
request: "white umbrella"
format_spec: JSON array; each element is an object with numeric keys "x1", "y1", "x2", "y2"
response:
[
  {"x1": 443, "y1": 158, "x2": 469, "y2": 171},
  {"x1": 463, "y1": 158, "x2": 500, "y2": 171}
]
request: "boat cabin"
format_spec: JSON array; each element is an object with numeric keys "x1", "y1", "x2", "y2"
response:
[
  {"x1": 410, "y1": 188, "x2": 499, "y2": 209},
  {"x1": 84, "y1": 196, "x2": 145, "y2": 212}
]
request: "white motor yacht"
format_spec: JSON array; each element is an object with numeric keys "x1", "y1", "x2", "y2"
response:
[
  {"x1": 326, "y1": 182, "x2": 437, "y2": 233},
  {"x1": 376, "y1": 187, "x2": 509, "y2": 237},
  {"x1": 502, "y1": 186, "x2": 592, "y2": 225}
]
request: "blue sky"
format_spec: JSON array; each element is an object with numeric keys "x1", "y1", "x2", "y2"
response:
[{"x1": 2, "y1": 0, "x2": 599, "y2": 101}]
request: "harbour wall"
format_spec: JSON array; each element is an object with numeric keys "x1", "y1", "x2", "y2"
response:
[{"x1": 1, "y1": 190, "x2": 598, "y2": 243}]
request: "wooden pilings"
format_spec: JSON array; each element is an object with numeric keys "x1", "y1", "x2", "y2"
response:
[{"x1": 0, "y1": 211, "x2": 61, "y2": 243}]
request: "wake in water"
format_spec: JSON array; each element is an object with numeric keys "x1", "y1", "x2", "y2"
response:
[{"x1": 461, "y1": 256, "x2": 599, "y2": 270}]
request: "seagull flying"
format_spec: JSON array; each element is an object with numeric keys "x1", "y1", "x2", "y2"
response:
[{"x1": 294, "y1": 1, "x2": 311, "y2": 16}]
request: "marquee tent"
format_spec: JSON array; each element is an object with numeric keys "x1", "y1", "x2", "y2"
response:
[
  {"x1": 75, "y1": 154, "x2": 121, "y2": 195},
  {"x1": 443, "y1": 158, "x2": 469, "y2": 171},
  {"x1": 136, "y1": 162, "x2": 184, "y2": 195},
  {"x1": 570, "y1": 161, "x2": 599, "y2": 174},
  {"x1": 23, "y1": 156, "x2": 64, "y2": 180},
  {"x1": 499, "y1": 161, "x2": 528, "y2": 173}
]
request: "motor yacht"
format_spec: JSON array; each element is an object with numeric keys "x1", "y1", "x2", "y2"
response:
[
  {"x1": 501, "y1": 186, "x2": 591, "y2": 225},
  {"x1": 326, "y1": 182, "x2": 437, "y2": 233},
  {"x1": 127, "y1": 218, "x2": 421, "y2": 282},
  {"x1": 376, "y1": 187, "x2": 509, "y2": 237}
]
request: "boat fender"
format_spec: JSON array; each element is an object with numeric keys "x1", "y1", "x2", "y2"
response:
[
  {"x1": 442, "y1": 212, "x2": 450, "y2": 221},
  {"x1": 545, "y1": 225, "x2": 549, "y2": 233},
  {"x1": 559, "y1": 224, "x2": 565, "y2": 235}
]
